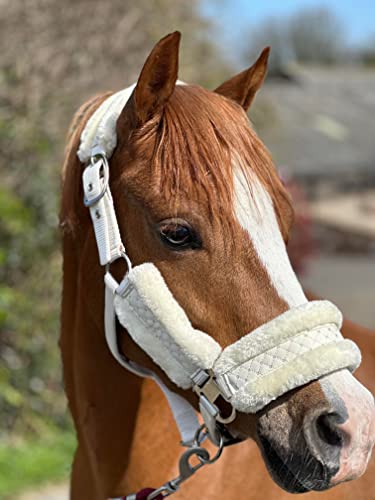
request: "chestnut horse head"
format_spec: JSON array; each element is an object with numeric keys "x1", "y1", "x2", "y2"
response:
[{"x1": 61, "y1": 32, "x2": 374, "y2": 496}]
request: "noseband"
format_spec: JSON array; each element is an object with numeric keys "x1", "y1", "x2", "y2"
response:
[{"x1": 78, "y1": 85, "x2": 361, "y2": 499}]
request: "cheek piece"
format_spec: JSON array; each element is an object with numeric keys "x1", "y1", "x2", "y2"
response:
[{"x1": 78, "y1": 87, "x2": 361, "y2": 498}]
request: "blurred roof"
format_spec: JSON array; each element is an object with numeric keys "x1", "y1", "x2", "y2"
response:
[{"x1": 254, "y1": 66, "x2": 375, "y2": 178}]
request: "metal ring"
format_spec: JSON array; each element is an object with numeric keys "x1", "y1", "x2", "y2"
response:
[
  {"x1": 192, "y1": 424, "x2": 225, "y2": 465},
  {"x1": 105, "y1": 250, "x2": 132, "y2": 275},
  {"x1": 193, "y1": 424, "x2": 208, "y2": 447},
  {"x1": 120, "y1": 251, "x2": 132, "y2": 272},
  {"x1": 200, "y1": 433, "x2": 224, "y2": 464},
  {"x1": 216, "y1": 406, "x2": 236, "y2": 424}
]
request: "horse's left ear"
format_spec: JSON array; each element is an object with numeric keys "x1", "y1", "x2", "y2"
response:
[{"x1": 214, "y1": 47, "x2": 270, "y2": 111}]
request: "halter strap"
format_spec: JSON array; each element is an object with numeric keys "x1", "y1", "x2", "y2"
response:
[
  {"x1": 80, "y1": 86, "x2": 228, "y2": 499},
  {"x1": 79, "y1": 84, "x2": 206, "y2": 446},
  {"x1": 83, "y1": 152, "x2": 124, "y2": 265}
]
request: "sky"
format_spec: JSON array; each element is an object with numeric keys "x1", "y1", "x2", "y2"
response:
[{"x1": 201, "y1": 0, "x2": 375, "y2": 55}]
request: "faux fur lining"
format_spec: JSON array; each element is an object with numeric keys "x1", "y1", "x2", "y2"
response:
[
  {"x1": 78, "y1": 85, "x2": 136, "y2": 163},
  {"x1": 78, "y1": 81, "x2": 186, "y2": 163},
  {"x1": 114, "y1": 263, "x2": 222, "y2": 389},
  {"x1": 228, "y1": 340, "x2": 361, "y2": 413},
  {"x1": 214, "y1": 300, "x2": 342, "y2": 374}
]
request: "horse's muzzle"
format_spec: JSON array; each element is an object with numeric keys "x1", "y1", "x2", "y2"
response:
[{"x1": 257, "y1": 369, "x2": 375, "y2": 493}]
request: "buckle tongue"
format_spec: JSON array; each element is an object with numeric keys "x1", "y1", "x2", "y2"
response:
[{"x1": 83, "y1": 154, "x2": 109, "y2": 207}]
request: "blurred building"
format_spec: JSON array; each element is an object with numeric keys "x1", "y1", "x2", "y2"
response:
[
  {"x1": 254, "y1": 66, "x2": 375, "y2": 198},
  {"x1": 253, "y1": 65, "x2": 375, "y2": 253},
  {"x1": 254, "y1": 64, "x2": 375, "y2": 327}
]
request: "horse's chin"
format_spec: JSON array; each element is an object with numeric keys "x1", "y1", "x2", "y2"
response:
[{"x1": 257, "y1": 434, "x2": 331, "y2": 494}]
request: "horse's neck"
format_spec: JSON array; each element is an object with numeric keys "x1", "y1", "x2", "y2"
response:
[
  {"x1": 61, "y1": 232, "x2": 185, "y2": 494},
  {"x1": 341, "y1": 318, "x2": 375, "y2": 391}
]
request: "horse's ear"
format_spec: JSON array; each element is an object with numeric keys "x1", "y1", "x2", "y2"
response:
[
  {"x1": 126, "y1": 31, "x2": 180, "y2": 125},
  {"x1": 214, "y1": 47, "x2": 270, "y2": 111}
]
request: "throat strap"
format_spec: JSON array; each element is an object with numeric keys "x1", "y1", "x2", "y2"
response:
[{"x1": 104, "y1": 272, "x2": 200, "y2": 445}]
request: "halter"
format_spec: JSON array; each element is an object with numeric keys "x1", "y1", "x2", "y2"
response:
[{"x1": 78, "y1": 84, "x2": 361, "y2": 499}]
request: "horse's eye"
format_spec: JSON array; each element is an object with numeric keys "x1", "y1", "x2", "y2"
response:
[{"x1": 158, "y1": 219, "x2": 201, "y2": 251}]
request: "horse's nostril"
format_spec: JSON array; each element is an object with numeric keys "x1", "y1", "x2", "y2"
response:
[
  {"x1": 316, "y1": 413, "x2": 343, "y2": 447},
  {"x1": 303, "y1": 409, "x2": 344, "y2": 476}
]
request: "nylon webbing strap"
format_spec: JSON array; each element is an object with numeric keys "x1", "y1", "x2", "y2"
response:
[
  {"x1": 80, "y1": 85, "x2": 202, "y2": 462},
  {"x1": 82, "y1": 157, "x2": 124, "y2": 265}
]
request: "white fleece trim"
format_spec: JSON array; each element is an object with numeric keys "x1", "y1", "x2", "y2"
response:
[
  {"x1": 114, "y1": 263, "x2": 222, "y2": 389},
  {"x1": 214, "y1": 300, "x2": 342, "y2": 374},
  {"x1": 78, "y1": 81, "x2": 186, "y2": 163},
  {"x1": 213, "y1": 301, "x2": 360, "y2": 413},
  {"x1": 229, "y1": 340, "x2": 361, "y2": 413},
  {"x1": 78, "y1": 85, "x2": 136, "y2": 163}
]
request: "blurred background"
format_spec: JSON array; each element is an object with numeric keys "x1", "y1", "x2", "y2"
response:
[{"x1": 0, "y1": 0, "x2": 374, "y2": 497}]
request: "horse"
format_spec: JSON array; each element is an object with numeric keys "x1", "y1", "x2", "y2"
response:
[{"x1": 60, "y1": 32, "x2": 375, "y2": 499}]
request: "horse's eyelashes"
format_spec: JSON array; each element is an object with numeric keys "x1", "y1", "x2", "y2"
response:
[{"x1": 158, "y1": 218, "x2": 202, "y2": 251}]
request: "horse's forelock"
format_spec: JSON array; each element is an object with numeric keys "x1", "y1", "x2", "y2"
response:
[
  {"x1": 129, "y1": 84, "x2": 292, "y2": 236},
  {"x1": 62, "y1": 85, "x2": 292, "y2": 240}
]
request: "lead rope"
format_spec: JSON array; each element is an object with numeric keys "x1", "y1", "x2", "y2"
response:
[{"x1": 112, "y1": 424, "x2": 224, "y2": 500}]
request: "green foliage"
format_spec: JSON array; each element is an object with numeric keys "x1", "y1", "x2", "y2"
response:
[
  {"x1": 0, "y1": 189, "x2": 31, "y2": 235},
  {"x1": 0, "y1": 108, "x2": 63, "y2": 437},
  {"x1": 0, "y1": 428, "x2": 76, "y2": 498}
]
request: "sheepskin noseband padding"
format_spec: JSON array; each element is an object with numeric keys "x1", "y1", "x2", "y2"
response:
[
  {"x1": 114, "y1": 263, "x2": 222, "y2": 389},
  {"x1": 214, "y1": 300, "x2": 361, "y2": 412},
  {"x1": 114, "y1": 263, "x2": 361, "y2": 413}
]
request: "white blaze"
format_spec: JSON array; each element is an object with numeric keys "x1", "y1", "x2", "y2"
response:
[{"x1": 233, "y1": 168, "x2": 307, "y2": 307}]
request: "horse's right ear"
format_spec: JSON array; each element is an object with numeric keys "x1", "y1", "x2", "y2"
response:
[{"x1": 119, "y1": 31, "x2": 180, "y2": 129}]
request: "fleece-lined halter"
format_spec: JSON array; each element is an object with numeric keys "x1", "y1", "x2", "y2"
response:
[{"x1": 78, "y1": 84, "x2": 361, "y2": 499}]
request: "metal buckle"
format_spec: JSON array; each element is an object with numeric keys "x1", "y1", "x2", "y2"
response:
[
  {"x1": 83, "y1": 153, "x2": 109, "y2": 207},
  {"x1": 191, "y1": 369, "x2": 236, "y2": 430},
  {"x1": 191, "y1": 369, "x2": 237, "y2": 425},
  {"x1": 191, "y1": 369, "x2": 220, "y2": 402}
]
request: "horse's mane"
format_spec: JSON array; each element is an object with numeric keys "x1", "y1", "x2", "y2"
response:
[{"x1": 61, "y1": 85, "x2": 292, "y2": 237}]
